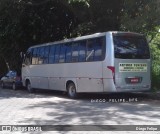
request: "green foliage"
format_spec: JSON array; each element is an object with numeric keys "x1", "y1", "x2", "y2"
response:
[
  {"x1": 149, "y1": 31, "x2": 160, "y2": 90},
  {"x1": 121, "y1": 0, "x2": 160, "y2": 35},
  {"x1": 69, "y1": 0, "x2": 123, "y2": 36},
  {"x1": 0, "y1": 0, "x2": 76, "y2": 72}
]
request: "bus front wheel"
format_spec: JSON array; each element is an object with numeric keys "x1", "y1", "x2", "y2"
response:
[
  {"x1": 67, "y1": 83, "x2": 78, "y2": 99},
  {"x1": 26, "y1": 81, "x2": 34, "y2": 93}
]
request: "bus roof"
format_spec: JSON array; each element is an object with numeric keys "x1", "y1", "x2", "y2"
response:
[{"x1": 29, "y1": 31, "x2": 143, "y2": 48}]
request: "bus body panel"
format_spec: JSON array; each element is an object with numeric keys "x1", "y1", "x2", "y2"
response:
[
  {"x1": 22, "y1": 65, "x2": 50, "y2": 89},
  {"x1": 48, "y1": 62, "x2": 103, "y2": 92},
  {"x1": 22, "y1": 62, "x2": 104, "y2": 93},
  {"x1": 75, "y1": 62, "x2": 103, "y2": 92},
  {"x1": 114, "y1": 59, "x2": 151, "y2": 92}
]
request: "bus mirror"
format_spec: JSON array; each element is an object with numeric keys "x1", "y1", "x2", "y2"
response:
[{"x1": 20, "y1": 52, "x2": 25, "y2": 60}]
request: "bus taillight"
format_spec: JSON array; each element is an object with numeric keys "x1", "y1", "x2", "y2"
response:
[{"x1": 107, "y1": 66, "x2": 115, "y2": 83}]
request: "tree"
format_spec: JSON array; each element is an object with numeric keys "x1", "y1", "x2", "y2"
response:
[
  {"x1": 0, "y1": 0, "x2": 77, "y2": 72},
  {"x1": 69, "y1": 0, "x2": 123, "y2": 36},
  {"x1": 149, "y1": 27, "x2": 160, "y2": 89},
  {"x1": 120, "y1": 0, "x2": 160, "y2": 39}
]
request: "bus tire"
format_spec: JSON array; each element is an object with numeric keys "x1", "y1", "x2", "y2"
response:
[
  {"x1": 67, "y1": 83, "x2": 78, "y2": 99},
  {"x1": 26, "y1": 80, "x2": 34, "y2": 93}
]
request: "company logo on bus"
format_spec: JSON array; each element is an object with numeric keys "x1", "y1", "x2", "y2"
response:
[{"x1": 119, "y1": 63, "x2": 147, "y2": 72}]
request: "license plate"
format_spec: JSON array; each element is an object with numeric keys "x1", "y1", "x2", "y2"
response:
[
  {"x1": 125, "y1": 77, "x2": 142, "y2": 84},
  {"x1": 130, "y1": 78, "x2": 139, "y2": 83}
]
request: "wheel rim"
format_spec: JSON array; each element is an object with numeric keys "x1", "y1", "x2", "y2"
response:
[{"x1": 68, "y1": 84, "x2": 76, "y2": 97}]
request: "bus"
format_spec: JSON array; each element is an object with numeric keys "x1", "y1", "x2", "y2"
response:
[{"x1": 22, "y1": 31, "x2": 151, "y2": 98}]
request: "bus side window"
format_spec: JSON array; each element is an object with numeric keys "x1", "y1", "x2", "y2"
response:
[
  {"x1": 43, "y1": 46, "x2": 50, "y2": 64},
  {"x1": 72, "y1": 42, "x2": 79, "y2": 62},
  {"x1": 59, "y1": 44, "x2": 66, "y2": 63},
  {"x1": 94, "y1": 37, "x2": 103, "y2": 61},
  {"x1": 79, "y1": 41, "x2": 86, "y2": 62},
  {"x1": 36, "y1": 48, "x2": 40, "y2": 64},
  {"x1": 54, "y1": 44, "x2": 60, "y2": 63},
  {"x1": 49, "y1": 45, "x2": 55, "y2": 64},
  {"x1": 38, "y1": 47, "x2": 45, "y2": 64},
  {"x1": 86, "y1": 39, "x2": 95, "y2": 61},
  {"x1": 65, "y1": 43, "x2": 72, "y2": 63},
  {"x1": 32, "y1": 48, "x2": 38, "y2": 64}
]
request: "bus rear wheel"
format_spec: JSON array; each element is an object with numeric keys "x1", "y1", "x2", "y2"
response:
[
  {"x1": 26, "y1": 81, "x2": 34, "y2": 93},
  {"x1": 67, "y1": 83, "x2": 78, "y2": 99}
]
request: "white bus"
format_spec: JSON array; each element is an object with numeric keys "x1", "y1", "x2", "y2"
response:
[{"x1": 22, "y1": 31, "x2": 151, "y2": 98}]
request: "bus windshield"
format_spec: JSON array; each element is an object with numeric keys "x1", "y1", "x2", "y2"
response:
[{"x1": 113, "y1": 34, "x2": 150, "y2": 59}]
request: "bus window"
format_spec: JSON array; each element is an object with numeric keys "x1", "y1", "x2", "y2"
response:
[
  {"x1": 113, "y1": 34, "x2": 150, "y2": 59},
  {"x1": 38, "y1": 47, "x2": 45, "y2": 64},
  {"x1": 94, "y1": 37, "x2": 103, "y2": 61},
  {"x1": 49, "y1": 45, "x2": 55, "y2": 64},
  {"x1": 65, "y1": 43, "x2": 72, "y2": 63},
  {"x1": 43, "y1": 46, "x2": 50, "y2": 64},
  {"x1": 55, "y1": 44, "x2": 60, "y2": 63},
  {"x1": 72, "y1": 42, "x2": 79, "y2": 62},
  {"x1": 32, "y1": 48, "x2": 38, "y2": 65},
  {"x1": 86, "y1": 39, "x2": 95, "y2": 61},
  {"x1": 59, "y1": 44, "x2": 66, "y2": 63},
  {"x1": 79, "y1": 41, "x2": 86, "y2": 62}
]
